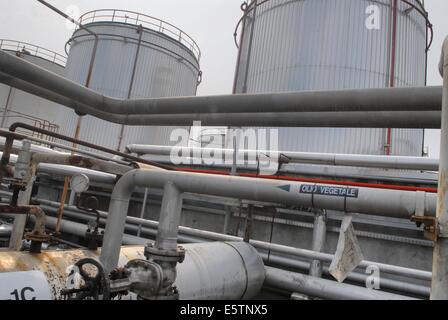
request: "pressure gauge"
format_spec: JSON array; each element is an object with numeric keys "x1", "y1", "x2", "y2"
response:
[{"x1": 70, "y1": 174, "x2": 90, "y2": 194}]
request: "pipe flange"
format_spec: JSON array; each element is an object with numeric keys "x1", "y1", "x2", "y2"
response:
[
  {"x1": 125, "y1": 259, "x2": 164, "y2": 299},
  {"x1": 144, "y1": 244, "x2": 186, "y2": 263},
  {"x1": 24, "y1": 232, "x2": 51, "y2": 243}
]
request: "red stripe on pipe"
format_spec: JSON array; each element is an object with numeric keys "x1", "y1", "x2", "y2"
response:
[{"x1": 175, "y1": 167, "x2": 438, "y2": 194}]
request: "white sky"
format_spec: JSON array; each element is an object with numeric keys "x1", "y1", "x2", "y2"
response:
[{"x1": 0, "y1": 0, "x2": 446, "y2": 157}]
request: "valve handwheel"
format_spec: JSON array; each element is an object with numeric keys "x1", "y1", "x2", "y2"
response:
[{"x1": 61, "y1": 258, "x2": 111, "y2": 300}]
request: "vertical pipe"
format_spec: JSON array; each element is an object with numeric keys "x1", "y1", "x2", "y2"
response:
[
  {"x1": 232, "y1": 3, "x2": 248, "y2": 94},
  {"x1": 137, "y1": 188, "x2": 149, "y2": 237},
  {"x1": 68, "y1": 190, "x2": 76, "y2": 206},
  {"x1": 386, "y1": 0, "x2": 398, "y2": 156},
  {"x1": 9, "y1": 141, "x2": 35, "y2": 250},
  {"x1": 430, "y1": 36, "x2": 448, "y2": 300},
  {"x1": 1, "y1": 86, "x2": 15, "y2": 128},
  {"x1": 117, "y1": 24, "x2": 144, "y2": 152},
  {"x1": 223, "y1": 134, "x2": 239, "y2": 234},
  {"x1": 243, "y1": 204, "x2": 254, "y2": 243},
  {"x1": 37, "y1": 0, "x2": 100, "y2": 229},
  {"x1": 155, "y1": 181, "x2": 183, "y2": 251},
  {"x1": 241, "y1": 0, "x2": 258, "y2": 94},
  {"x1": 309, "y1": 210, "x2": 327, "y2": 278}
]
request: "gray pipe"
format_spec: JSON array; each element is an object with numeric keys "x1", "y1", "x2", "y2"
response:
[
  {"x1": 99, "y1": 169, "x2": 435, "y2": 275},
  {"x1": 38, "y1": 205, "x2": 430, "y2": 297},
  {"x1": 264, "y1": 267, "x2": 417, "y2": 300},
  {"x1": 127, "y1": 144, "x2": 440, "y2": 171},
  {"x1": 0, "y1": 50, "x2": 443, "y2": 128},
  {"x1": 309, "y1": 210, "x2": 327, "y2": 277},
  {"x1": 156, "y1": 181, "x2": 183, "y2": 250}
]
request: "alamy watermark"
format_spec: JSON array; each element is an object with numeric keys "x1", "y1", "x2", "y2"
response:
[{"x1": 169, "y1": 121, "x2": 280, "y2": 176}]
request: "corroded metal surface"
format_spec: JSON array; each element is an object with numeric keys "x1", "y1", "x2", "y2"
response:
[{"x1": 0, "y1": 243, "x2": 265, "y2": 300}]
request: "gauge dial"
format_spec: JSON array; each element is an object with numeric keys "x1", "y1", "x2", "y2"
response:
[{"x1": 70, "y1": 174, "x2": 90, "y2": 194}]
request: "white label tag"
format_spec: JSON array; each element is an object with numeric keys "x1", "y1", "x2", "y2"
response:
[
  {"x1": 0, "y1": 271, "x2": 52, "y2": 300},
  {"x1": 329, "y1": 216, "x2": 364, "y2": 283}
]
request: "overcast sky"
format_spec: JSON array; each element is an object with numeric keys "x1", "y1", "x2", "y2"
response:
[{"x1": 0, "y1": 0, "x2": 446, "y2": 157}]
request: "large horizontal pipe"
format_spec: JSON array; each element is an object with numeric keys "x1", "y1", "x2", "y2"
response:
[
  {"x1": 101, "y1": 169, "x2": 437, "y2": 271},
  {"x1": 37, "y1": 205, "x2": 430, "y2": 297},
  {"x1": 31, "y1": 153, "x2": 132, "y2": 176},
  {"x1": 0, "y1": 151, "x2": 118, "y2": 184},
  {"x1": 126, "y1": 144, "x2": 440, "y2": 171},
  {"x1": 264, "y1": 267, "x2": 417, "y2": 300},
  {"x1": 0, "y1": 50, "x2": 443, "y2": 128}
]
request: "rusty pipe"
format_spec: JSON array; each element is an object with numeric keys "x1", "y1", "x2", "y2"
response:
[
  {"x1": 0, "y1": 205, "x2": 49, "y2": 253},
  {"x1": 7, "y1": 123, "x2": 172, "y2": 170}
]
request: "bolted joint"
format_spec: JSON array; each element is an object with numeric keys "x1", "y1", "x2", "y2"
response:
[
  {"x1": 125, "y1": 259, "x2": 164, "y2": 300},
  {"x1": 124, "y1": 259, "x2": 180, "y2": 300},
  {"x1": 144, "y1": 243, "x2": 186, "y2": 264},
  {"x1": 411, "y1": 215, "x2": 445, "y2": 242}
]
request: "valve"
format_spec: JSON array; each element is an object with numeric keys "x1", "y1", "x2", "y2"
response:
[
  {"x1": 61, "y1": 258, "x2": 110, "y2": 300},
  {"x1": 77, "y1": 196, "x2": 104, "y2": 250}
]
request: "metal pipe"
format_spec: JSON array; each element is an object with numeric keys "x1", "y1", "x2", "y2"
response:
[
  {"x1": 0, "y1": 129, "x2": 131, "y2": 165},
  {"x1": 431, "y1": 36, "x2": 448, "y2": 300},
  {"x1": 156, "y1": 182, "x2": 183, "y2": 250},
  {"x1": 264, "y1": 267, "x2": 417, "y2": 300},
  {"x1": 31, "y1": 153, "x2": 132, "y2": 176},
  {"x1": 43, "y1": 207, "x2": 430, "y2": 297},
  {"x1": 0, "y1": 86, "x2": 14, "y2": 128},
  {"x1": 4, "y1": 123, "x2": 173, "y2": 170},
  {"x1": 137, "y1": 188, "x2": 149, "y2": 237},
  {"x1": 38, "y1": 200, "x2": 432, "y2": 284},
  {"x1": 0, "y1": 152, "x2": 117, "y2": 184},
  {"x1": 309, "y1": 210, "x2": 327, "y2": 278},
  {"x1": 0, "y1": 49, "x2": 442, "y2": 117},
  {"x1": 36, "y1": 0, "x2": 99, "y2": 88},
  {"x1": 126, "y1": 144, "x2": 440, "y2": 171},
  {"x1": 8, "y1": 141, "x2": 34, "y2": 249},
  {"x1": 116, "y1": 24, "x2": 144, "y2": 152},
  {"x1": 100, "y1": 169, "x2": 436, "y2": 274}
]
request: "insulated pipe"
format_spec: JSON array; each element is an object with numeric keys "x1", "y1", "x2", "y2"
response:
[
  {"x1": 0, "y1": 69, "x2": 441, "y2": 127},
  {"x1": 39, "y1": 211, "x2": 429, "y2": 297},
  {"x1": 30, "y1": 153, "x2": 132, "y2": 176},
  {"x1": 37, "y1": 164, "x2": 117, "y2": 184},
  {"x1": 37, "y1": 201, "x2": 432, "y2": 283},
  {"x1": 155, "y1": 182, "x2": 182, "y2": 250},
  {"x1": 0, "y1": 50, "x2": 443, "y2": 121},
  {"x1": 0, "y1": 151, "x2": 117, "y2": 184},
  {"x1": 100, "y1": 169, "x2": 437, "y2": 273},
  {"x1": 264, "y1": 267, "x2": 417, "y2": 300},
  {"x1": 126, "y1": 144, "x2": 440, "y2": 171},
  {"x1": 431, "y1": 36, "x2": 448, "y2": 300}
]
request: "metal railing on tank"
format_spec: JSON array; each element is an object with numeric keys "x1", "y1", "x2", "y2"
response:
[
  {"x1": 0, "y1": 108, "x2": 60, "y2": 144},
  {"x1": 0, "y1": 39, "x2": 67, "y2": 67},
  {"x1": 78, "y1": 9, "x2": 201, "y2": 62}
]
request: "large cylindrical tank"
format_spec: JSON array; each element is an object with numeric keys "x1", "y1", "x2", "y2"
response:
[
  {"x1": 233, "y1": 0, "x2": 428, "y2": 156},
  {"x1": 59, "y1": 10, "x2": 201, "y2": 151},
  {"x1": 0, "y1": 40, "x2": 67, "y2": 134},
  {"x1": 0, "y1": 243, "x2": 265, "y2": 300}
]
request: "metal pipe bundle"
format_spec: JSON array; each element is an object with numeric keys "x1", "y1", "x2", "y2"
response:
[
  {"x1": 126, "y1": 144, "x2": 440, "y2": 171},
  {"x1": 0, "y1": 50, "x2": 443, "y2": 128}
]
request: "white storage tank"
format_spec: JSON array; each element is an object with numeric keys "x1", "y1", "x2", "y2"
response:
[
  {"x1": 233, "y1": 0, "x2": 430, "y2": 156},
  {"x1": 0, "y1": 40, "x2": 67, "y2": 136},
  {"x1": 59, "y1": 9, "x2": 201, "y2": 152}
]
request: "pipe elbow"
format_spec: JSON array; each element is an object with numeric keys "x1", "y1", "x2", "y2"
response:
[{"x1": 111, "y1": 169, "x2": 140, "y2": 201}]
